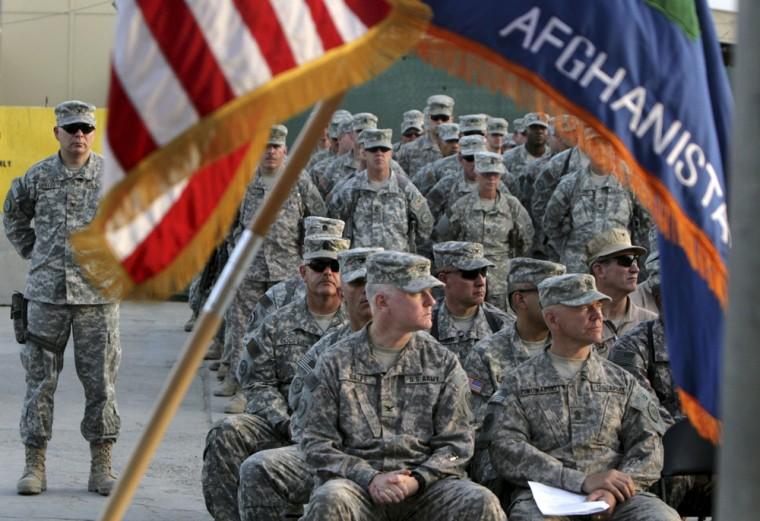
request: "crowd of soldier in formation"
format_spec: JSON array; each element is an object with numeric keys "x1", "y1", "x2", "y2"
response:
[{"x1": 186, "y1": 94, "x2": 710, "y2": 521}]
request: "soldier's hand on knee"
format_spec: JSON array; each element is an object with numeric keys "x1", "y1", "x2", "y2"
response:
[
  {"x1": 369, "y1": 472, "x2": 409, "y2": 504},
  {"x1": 586, "y1": 488, "x2": 617, "y2": 519},
  {"x1": 582, "y1": 469, "x2": 635, "y2": 502}
]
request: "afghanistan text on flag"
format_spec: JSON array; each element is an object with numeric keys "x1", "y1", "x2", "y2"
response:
[
  {"x1": 72, "y1": 0, "x2": 430, "y2": 299},
  {"x1": 418, "y1": 0, "x2": 731, "y2": 442}
]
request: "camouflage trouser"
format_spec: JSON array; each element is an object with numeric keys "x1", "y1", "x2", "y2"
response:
[
  {"x1": 302, "y1": 476, "x2": 507, "y2": 521},
  {"x1": 202, "y1": 413, "x2": 288, "y2": 521},
  {"x1": 485, "y1": 260, "x2": 509, "y2": 313},
  {"x1": 221, "y1": 280, "x2": 273, "y2": 383},
  {"x1": 20, "y1": 301, "x2": 121, "y2": 448},
  {"x1": 508, "y1": 490, "x2": 680, "y2": 521},
  {"x1": 238, "y1": 445, "x2": 313, "y2": 521},
  {"x1": 188, "y1": 273, "x2": 203, "y2": 315}
]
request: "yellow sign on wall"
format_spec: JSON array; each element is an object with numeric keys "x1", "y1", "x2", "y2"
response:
[{"x1": 0, "y1": 106, "x2": 108, "y2": 211}]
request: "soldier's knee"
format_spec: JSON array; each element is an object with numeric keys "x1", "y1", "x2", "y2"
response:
[
  {"x1": 238, "y1": 453, "x2": 266, "y2": 489},
  {"x1": 203, "y1": 417, "x2": 242, "y2": 458}
]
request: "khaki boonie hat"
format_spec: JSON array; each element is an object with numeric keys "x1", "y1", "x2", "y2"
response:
[
  {"x1": 436, "y1": 123, "x2": 460, "y2": 141},
  {"x1": 586, "y1": 228, "x2": 647, "y2": 267},
  {"x1": 474, "y1": 151, "x2": 506, "y2": 175},
  {"x1": 367, "y1": 251, "x2": 444, "y2": 292},
  {"x1": 538, "y1": 274, "x2": 611, "y2": 308},
  {"x1": 303, "y1": 234, "x2": 350, "y2": 261},
  {"x1": 459, "y1": 135, "x2": 487, "y2": 156},
  {"x1": 352, "y1": 113, "x2": 378, "y2": 133},
  {"x1": 55, "y1": 100, "x2": 96, "y2": 127},
  {"x1": 458, "y1": 114, "x2": 488, "y2": 134},
  {"x1": 304, "y1": 216, "x2": 345, "y2": 238},
  {"x1": 426, "y1": 94, "x2": 455, "y2": 117},
  {"x1": 362, "y1": 128, "x2": 393, "y2": 150},
  {"x1": 508, "y1": 258, "x2": 567, "y2": 291},
  {"x1": 433, "y1": 241, "x2": 494, "y2": 273},
  {"x1": 329, "y1": 111, "x2": 352, "y2": 139},
  {"x1": 339, "y1": 247, "x2": 384, "y2": 284},
  {"x1": 523, "y1": 112, "x2": 551, "y2": 129},
  {"x1": 268, "y1": 124, "x2": 288, "y2": 146},
  {"x1": 487, "y1": 117, "x2": 509, "y2": 135},
  {"x1": 401, "y1": 109, "x2": 424, "y2": 133}
]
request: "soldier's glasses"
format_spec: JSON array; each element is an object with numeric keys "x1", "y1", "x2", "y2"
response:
[
  {"x1": 461, "y1": 155, "x2": 475, "y2": 162},
  {"x1": 308, "y1": 259, "x2": 340, "y2": 273},
  {"x1": 365, "y1": 146, "x2": 390, "y2": 153},
  {"x1": 61, "y1": 123, "x2": 95, "y2": 135},
  {"x1": 430, "y1": 114, "x2": 450, "y2": 122},
  {"x1": 458, "y1": 267, "x2": 488, "y2": 280},
  {"x1": 610, "y1": 255, "x2": 638, "y2": 268}
]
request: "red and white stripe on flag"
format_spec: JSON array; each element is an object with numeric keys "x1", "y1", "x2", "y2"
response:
[{"x1": 72, "y1": 0, "x2": 430, "y2": 299}]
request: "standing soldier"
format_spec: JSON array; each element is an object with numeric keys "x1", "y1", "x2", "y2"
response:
[
  {"x1": 300, "y1": 251, "x2": 506, "y2": 521},
  {"x1": 486, "y1": 117, "x2": 509, "y2": 154},
  {"x1": 318, "y1": 112, "x2": 378, "y2": 198},
  {"x1": 310, "y1": 113, "x2": 354, "y2": 198},
  {"x1": 503, "y1": 112, "x2": 553, "y2": 212},
  {"x1": 392, "y1": 109, "x2": 424, "y2": 155},
  {"x1": 396, "y1": 94, "x2": 455, "y2": 177},
  {"x1": 4, "y1": 101, "x2": 120, "y2": 496},
  {"x1": 329, "y1": 129, "x2": 433, "y2": 252},
  {"x1": 430, "y1": 242, "x2": 512, "y2": 363},
  {"x1": 410, "y1": 122, "x2": 461, "y2": 196},
  {"x1": 437, "y1": 152, "x2": 533, "y2": 311},
  {"x1": 306, "y1": 109, "x2": 352, "y2": 173}
]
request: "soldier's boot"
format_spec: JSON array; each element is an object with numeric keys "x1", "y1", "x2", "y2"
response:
[
  {"x1": 213, "y1": 374, "x2": 238, "y2": 397},
  {"x1": 224, "y1": 391, "x2": 246, "y2": 414},
  {"x1": 88, "y1": 442, "x2": 118, "y2": 496},
  {"x1": 208, "y1": 360, "x2": 221, "y2": 371},
  {"x1": 216, "y1": 362, "x2": 229, "y2": 381},
  {"x1": 17, "y1": 445, "x2": 47, "y2": 495},
  {"x1": 203, "y1": 339, "x2": 222, "y2": 361},
  {"x1": 184, "y1": 311, "x2": 198, "y2": 332}
]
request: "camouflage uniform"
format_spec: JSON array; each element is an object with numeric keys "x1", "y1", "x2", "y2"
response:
[
  {"x1": 202, "y1": 291, "x2": 346, "y2": 521},
  {"x1": 543, "y1": 166, "x2": 650, "y2": 272},
  {"x1": 221, "y1": 163, "x2": 325, "y2": 388},
  {"x1": 484, "y1": 351, "x2": 677, "y2": 521},
  {"x1": 392, "y1": 109, "x2": 425, "y2": 156},
  {"x1": 300, "y1": 326, "x2": 505, "y2": 521},
  {"x1": 530, "y1": 147, "x2": 589, "y2": 260},
  {"x1": 503, "y1": 143, "x2": 553, "y2": 209},
  {"x1": 247, "y1": 275, "x2": 306, "y2": 333},
  {"x1": 325, "y1": 154, "x2": 407, "y2": 203},
  {"x1": 409, "y1": 122, "x2": 461, "y2": 195},
  {"x1": 329, "y1": 170, "x2": 433, "y2": 252},
  {"x1": 309, "y1": 152, "x2": 346, "y2": 199},
  {"x1": 4, "y1": 149, "x2": 121, "y2": 448},
  {"x1": 430, "y1": 302, "x2": 511, "y2": 364},
  {"x1": 395, "y1": 94, "x2": 454, "y2": 178},
  {"x1": 440, "y1": 187, "x2": 533, "y2": 310}
]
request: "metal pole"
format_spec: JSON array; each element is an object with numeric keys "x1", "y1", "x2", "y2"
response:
[
  {"x1": 97, "y1": 92, "x2": 344, "y2": 521},
  {"x1": 717, "y1": 2, "x2": 760, "y2": 519}
]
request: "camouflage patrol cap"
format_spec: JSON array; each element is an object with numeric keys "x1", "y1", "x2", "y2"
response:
[
  {"x1": 433, "y1": 241, "x2": 494, "y2": 274},
  {"x1": 268, "y1": 124, "x2": 288, "y2": 146},
  {"x1": 459, "y1": 135, "x2": 487, "y2": 156},
  {"x1": 538, "y1": 273, "x2": 611, "y2": 308},
  {"x1": 303, "y1": 234, "x2": 350, "y2": 261},
  {"x1": 338, "y1": 118, "x2": 355, "y2": 136},
  {"x1": 458, "y1": 114, "x2": 488, "y2": 134},
  {"x1": 523, "y1": 112, "x2": 551, "y2": 129},
  {"x1": 362, "y1": 128, "x2": 393, "y2": 150},
  {"x1": 586, "y1": 228, "x2": 647, "y2": 267},
  {"x1": 487, "y1": 117, "x2": 509, "y2": 135},
  {"x1": 401, "y1": 109, "x2": 424, "y2": 133},
  {"x1": 367, "y1": 251, "x2": 444, "y2": 292},
  {"x1": 329, "y1": 111, "x2": 352, "y2": 139},
  {"x1": 304, "y1": 216, "x2": 345, "y2": 238},
  {"x1": 55, "y1": 100, "x2": 96, "y2": 127},
  {"x1": 513, "y1": 117, "x2": 526, "y2": 133},
  {"x1": 508, "y1": 257, "x2": 567, "y2": 291},
  {"x1": 552, "y1": 114, "x2": 580, "y2": 134},
  {"x1": 436, "y1": 123, "x2": 460, "y2": 142},
  {"x1": 352, "y1": 112, "x2": 378, "y2": 132},
  {"x1": 339, "y1": 247, "x2": 384, "y2": 284},
  {"x1": 426, "y1": 94, "x2": 455, "y2": 117},
  {"x1": 474, "y1": 151, "x2": 506, "y2": 175}
]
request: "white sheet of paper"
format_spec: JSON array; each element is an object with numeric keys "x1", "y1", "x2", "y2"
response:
[{"x1": 528, "y1": 481, "x2": 610, "y2": 516}]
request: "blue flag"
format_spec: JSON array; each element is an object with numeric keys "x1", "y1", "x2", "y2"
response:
[{"x1": 420, "y1": 0, "x2": 731, "y2": 441}]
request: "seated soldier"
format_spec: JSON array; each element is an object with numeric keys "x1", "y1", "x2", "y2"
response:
[
  {"x1": 485, "y1": 273, "x2": 679, "y2": 521},
  {"x1": 301, "y1": 251, "x2": 506, "y2": 521},
  {"x1": 201, "y1": 235, "x2": 349, "y2": 521},
  {"x1": 430, "y1": 241, "x2": 512, "y2": 363},
  {"x1": 236, "y1": 247, "x2": 381, "y2": 521}
]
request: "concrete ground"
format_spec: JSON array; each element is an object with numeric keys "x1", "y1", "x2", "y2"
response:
[{"x1": 0, "y1": 301, "x2": 221, "y2": 521}]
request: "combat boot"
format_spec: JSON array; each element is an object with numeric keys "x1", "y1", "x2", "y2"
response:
[
  {"x1": 203, "y1": 338, "x2": 222, "y2": 360},
  {"x1": 17, "y1": 445, "x2": 47, "y2": 495},
  {"x1": 88, "y1": 442, "x2": 118, "y2": 496},
  {"x1": 214, "y1": 374, "x2": 238, "y2": 397}
]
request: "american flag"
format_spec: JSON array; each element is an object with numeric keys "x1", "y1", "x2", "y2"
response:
[{"x1": 73, "y1": 0, "x2": 429, "y2": 299}]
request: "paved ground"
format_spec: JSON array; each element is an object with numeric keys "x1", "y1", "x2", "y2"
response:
[{"x1": 0, "y1": 301, "x2": 222, "y2": 521}]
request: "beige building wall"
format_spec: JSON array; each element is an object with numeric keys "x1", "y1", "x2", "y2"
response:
[{"x1": 0, "y1": 0, "x2": 116, "y2": 106}]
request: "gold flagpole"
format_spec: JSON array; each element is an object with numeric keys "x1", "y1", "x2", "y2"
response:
[{"x1": 98, "y1": 92, "x2": 345, "y2": 521}]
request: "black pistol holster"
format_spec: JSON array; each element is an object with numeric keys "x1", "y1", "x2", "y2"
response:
[{"x1": 10, "y1": 291, "x2": 28, "y2": 344}]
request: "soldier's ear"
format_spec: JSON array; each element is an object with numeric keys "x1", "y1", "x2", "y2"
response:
[{"x1": 299, "y1": 264, "x2": 307, "y2": 279}]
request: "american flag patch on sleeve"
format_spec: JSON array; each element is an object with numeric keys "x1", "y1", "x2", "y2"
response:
[{"x1": 469, "y1": 377, "x2": 483, "y2": 395}]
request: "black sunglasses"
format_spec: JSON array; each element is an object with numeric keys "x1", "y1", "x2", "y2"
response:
[
  {"x1": 403, "y1": 130, "x2": 422, "y2": 138},
  {"x1": 308, "y1": 259, "x2": 340, "y2": 273},
  {"x1": 365, "y1": 146, "x2": 390, "y2": 153},
  {"x1": 609, "y1": 254, "x2": 638, "y2": 268},
  {"x1": 461, "y1": 155, "x2": 475, "y2": 162},
  {"x1": 61, "y1": 123, "x2": 95, "y2": 135},
  {"x1": 430, "y1": 114, "x2": 450, "y2": 122},
  {"x1": 457, "y1": 267, "x2": 488, "y2": 280}
]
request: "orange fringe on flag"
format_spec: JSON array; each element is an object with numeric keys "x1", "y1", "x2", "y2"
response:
[
  {"x1": 72, "y1": 0, "x2": 432, "y2": 300},
  {"x1": 678, "y1": 389, "x2": 721, "y2": 443}
]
